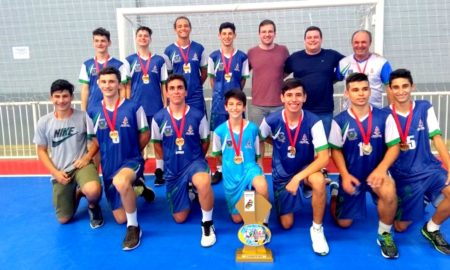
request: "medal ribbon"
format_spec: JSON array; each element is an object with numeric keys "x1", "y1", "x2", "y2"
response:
[
  {"x1": 168, "y1": 106, "x2": 187, "y2": 140},
  {"x1": 176, "y1": 41, "x2": 191, "y2": 65},
  {"x1": 350, "y1": 107, "x2": 372, "y2": 145},
  {"x1": 102, "y1": 97, "x2": 120, "y2": 132},
  {"x1": 283, "y1": 109, "x2": 303, "y2": 150},
  {"x1": 354, "y1": 54, "x2": 370, "y2": 74},
  {"x1": 392, "y1": 102, "x2": 413, "y2": 144},
  {"x1": 228, "y1": 119, "x2": 244, "y2": 157},
  {"x1": 94, "y1": 55, "x2": 109, "y2": 75},
  {"x1": 137, "y1": 52, "x2": 151, "y2": 77},
  {"x1": 220, "y1": 49, "x2": 234, "y2": 78}
]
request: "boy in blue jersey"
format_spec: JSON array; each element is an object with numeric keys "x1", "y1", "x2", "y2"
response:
[
  {"x1": 79, "y1": 27, "x2": 128, "y2": 111},
  {"x1": 126, "y1": 26, "x2": 168, "y2": 187},
  {"x1": 212, "y1": 89, "x2": 269, "y2": 224},
  {"x1": 259, "y1": 78, "x2": 330, "y2": 255},
  {"x1": 386, "y1": 69, "x2": 450, "y2": 255},
  {"x1": 164, "y1": 16, "x2": 208, "y2": 114},
  {"x1": 151, "y1": 74, "x2": 216, "y2": 247},
  {"x1": 208, "y1": 22, "x2": 250, "y2": 185},
  {"x1": 329, "y1": 73, "x2": 400, "y2": 259},
  {"x1": 86, "y1": 67, "x2": 154, "y2": 251}
]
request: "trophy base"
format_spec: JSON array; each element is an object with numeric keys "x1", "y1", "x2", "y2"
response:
[{"x1": 235, "y1": 247, "x2": 273, "y2": 262}]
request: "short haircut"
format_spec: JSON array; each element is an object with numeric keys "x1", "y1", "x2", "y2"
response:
[
  {"x1": 389, "y1": 68, "x2": 414, "y2": 86},
  {"x1": 98, "y1": 66, "x2": 121, "y2": 83},
  {"x1": 92, "y1": 27, "x2": 110, "y2": 41},
  {"x1": 174, "y1": 16, "x2": 191, "y2": 29},
  {"x1": 259, "y1": 19, "x2": 276, "y2": 32},
  {"x1": 225, "y1": 89, "x2": 246, "y2": 107},
  {"x1": 345, "y1": 72, "x2": 369, "y2": 88},
  {"x1": 50, "y1": 79, "x2": 74, "y2": 96},
  {"x1": 166, "y1": 74, "x2": 187, "y2": 90},
  {"x1": 281, "y1": 78, "x2": 306, "y2": 95},
  {"x1": 136, "y1": 26, "x2": 152, "y2": 37},
  {"x1": 304, "y1": 26, "x2": 322, "y2": 39},
  {"x1": 351, "y1": 30, "x2": 372, "y2": 44},
  {"x1": 219, "y1": 22, "x2": 236, "y2": 33}
]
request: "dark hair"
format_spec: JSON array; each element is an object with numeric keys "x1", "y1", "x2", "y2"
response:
[
  {"x1": 136, "y1": 26, "x2": 152, "y2": 37},
  {"x1": 98, "y1": 66, "x2": 121, "y2": 82},
  {"x1": 351, "y1": 30, "x2": 372, "y2": 44},
  {"x1": 92, "y1": 27, "x2": 110, "y2": 41},
  {"x1": 219, "y1": 22, "x2": 236, "y2": 33},
  {"x1": 225, "y1": 89, "x2": 246, "y2": 107},
  {"x1": 166, "y1": 74, "x2": 187, "y2": 90},
  {"x1": 281, "y1": 78, "x2": 306, "y2": 95},
  {"x1": 345, "y1": 72, "x2": 369, "y2": 88},
  {"x1": 50, "y1": 79, "x2": 74, "y2": 96},
  {"x1": 389, "y1": 68, "x2": 414, "y2": 86},
  {"x1": 304, "y1": 26, "x2": 322, "y2": 39},
  {"x1": 259, "y1": 19, "x2": 276, "y2": 33},
  {"x1": 174, "y1": 16, "x2": 191, "y2": 29}
]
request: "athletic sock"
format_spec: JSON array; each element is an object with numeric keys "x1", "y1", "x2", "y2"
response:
[
  {"x1": 201, "y1": 208, "x2": 213, "y2": 222},
  {"x1": 156, "y1": 159, "x2": 164, "y2": 170},
  {"x1": 427, "y1": 219, "x2": 440, "y2": 232},
  {"x1": 378, "y1": 221, "x2": 392, "y2": 235},
  {"x1": 312, "y1": 221, "x2": 323, "y2": 230},
  {"x1": 126, "y1": 209, "x2": 138, "y2": 227}
]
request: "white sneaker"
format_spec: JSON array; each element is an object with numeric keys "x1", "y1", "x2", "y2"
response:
[
  {"x1": 201, "y1": 220, "x2": 216, "y2": 247},
  {"x1": 310, "y1": 225, "x2": 329, "y2": 255}
]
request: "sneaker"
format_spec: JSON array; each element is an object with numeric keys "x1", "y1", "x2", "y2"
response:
[
  {"x1": 154, "y1": 168, "x2": 165, "y2": 186},
  {"x1": 377, "y1": 232, "x2": 399, "y2": 259},
  {"x1": 88, "y1": 204, "x2": 104, "y2": 229},
  {"x1": 310, "y1": 226, "x2": 329, "y2": 255},
  {"x1": 188, "y1": 182, "x2": 198, "y2": 202},
  {"x1": 135, "y1": 177, "x2": 155, "y2": 203},
  {"x1": 421, "y1": 223, "x2": 450, "y2": 255},
  {"x1": 302, "y1": 185, "x2": 312, "y2": 199},
  {"x1": 122, "y1": 225, "x2": 142, "y2": 251},
  {"x1": 211, "y1": 171, "x2": 222, "y2": 185},
  {"x1": 201, "y1": 220, "x2": 216, "y2": 247}
]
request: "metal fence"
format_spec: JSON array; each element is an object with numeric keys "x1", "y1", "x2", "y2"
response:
[{"x1": 1, "y1": 92, "x2": 449, "y2": 159}]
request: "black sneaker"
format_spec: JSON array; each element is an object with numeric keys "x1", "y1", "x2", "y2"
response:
[
  {"x1": 122, "y1": 225, "x2": 142, "y2": 251},
  {"x1": 211, "y1": 171, "x2": 222, "y2": 185},
  {"x1": 377, "y1": 232, "x2": 399, "y2": 259},
  {"x1": 421, "y1": 223, "x2": 450, "y2": 255},
  {"x1": 201, "y1": 220, "x2": 216, "y2": 247},
  {"x1": 88, "y1": 204, "x2": 104, "y2": 229},
  {"x1": 135, "y1": 177, "x2": 155, "y2": 203},
  {"x1": 154, "y1": 168, "x2": 165, "y2": 186}
]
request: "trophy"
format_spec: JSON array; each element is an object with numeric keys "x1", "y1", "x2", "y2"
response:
[{"x1": 235, "y1": 190, "x2": 273, "y2": 262}]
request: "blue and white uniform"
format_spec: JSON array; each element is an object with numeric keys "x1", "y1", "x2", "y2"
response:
[
  {"x1": 164, "y1": 41, "x2": 208, "y2": 113},
  {"x1": 260, "y1": 109, "x2": 329, "y2": 215},
  {"x1": 212, "y1": 120, "x2": 262, "y2": 214},
  {"x1": 151, "y1": 106, "x2": 210, "y2": 213},
  {"x1": 328, "y1": 107, "x2": 400, "y2": 219},
  {"x1": 385, "y1": 100, "x2": 448, "y2": 221},
  {"x1": 86, "y1": 98, "x2": 148, "y2": 209}
]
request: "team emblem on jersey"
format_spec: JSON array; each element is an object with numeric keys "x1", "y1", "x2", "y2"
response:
[
  {"x1": 245, "y1": 139, "x2": 252, "y2": 149},
  {"x1": 135, "y1": 62, "x2": 142, "y2": 72},
  {"x1": 185, "y1": 125, "x2": 194, "y2": 135},
  {"x1": 98, "y1": 118, "x2": 107, "y2": 129},
  {"x1": 371, "y1": 126, "x2": 382, "y2": 138},
  {"x1": 226, "y1": 139, "x2": 233, "y2": 148},
  {"x1": 347, "y1": 128, "x2": 357, "y2": 140},
  {"x1": 234, "y1": 64, "x2": 240, "y2": 72},
  {"x1": 164, "y1": 125, "x2": 173, "y2": 136},
  {"x1": 173, "y1": 55, "x2": 181, "y2": 63},
  {"x1": 151, "y1": 65, "x2": 159, "y2": 74},
  {"x1": 417, "y1": 119, "x2": 425, "y2": 131},
  {"x1": 120, "y1": 117, "x2": 130, "y2": 128},
  {"x1": 300, "y1": 134, "x2": 309, "y2": 144},
  {"x1": 192, "y1": 53, "x2": 199, "y2": 61},
  {"x1": 217, "y1": 62, "x2": 224, "y2": 71},
  {"x1": 91, "y1": 67, "x2": 98, "y2": 76},
  {"x1": 276, "y1": 132, "x2": 286, "y2": 143}
]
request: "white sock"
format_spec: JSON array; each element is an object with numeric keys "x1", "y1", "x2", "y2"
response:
[
  {"x1": 201, "y1": 208, "x2": 213, "y2": 222},
  {"x1": 156, "y1": 159, "x2": 164, "y2": 170},
  {"x1": 312, "y1": 221, "x2": 322, "y2": 230},
  {"x1": 216, "y1": 165, "x2": 222, "y2": 173},
  {"x1": 378, "y1": 221, "x2": 392, "y2": 235},
  {"x1": 427, "y1": 219, "x2": 440, "y2": 232},
  {"x1": 126, "y1": 209, "x2": 138, "y2": 227}
]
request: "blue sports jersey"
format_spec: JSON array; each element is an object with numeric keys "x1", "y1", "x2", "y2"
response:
[
  {"x1": 329, "y1": 107, "x2": 400, "y2": 182},
  {"x1": 385, "y1": 100, "x2": 444, "y2": 181},
  {"x1": 208, "y1": 49, "x2": 249, "y2": 115},
  {"x1": 260, "y1": 109, "x2": 329, "y2": 181},
  {"x1": 164, "y1": 41, "x2": 207, "y2": 112},
  {"x1": 86, "y1": 99, "x2": 148, "y2": 181},
  {"x1": 126, "y1": 53, "x2": 168, "y2": 116},
  {"x1": 79, "y1": 57, "x2": 127, "y2": 109},
  {"x1": 151, "y1": 106, "x2": 209, "y2": 181}
]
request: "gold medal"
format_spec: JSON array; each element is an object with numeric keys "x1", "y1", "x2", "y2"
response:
[
  {"x1": 183, "y1": 63, "x2": 190, "y2": 73},
  {"x1": 175, "y1": 137, "x2": 185, "y2": 147},
  {"x1": 399, "y1": 142, "x2": 409, "y2": 151},
  {"x1": 362, "y1": 143, "x2": 372, "y2": 155},
  {"x1": 288, "y1": 146, "x2": 296, "y2": 156},
  {"x1": 234, "y1": 155, "x2": 243, "y2": 164},
  {"x1": 142, "y1": 74, "x2": 150, "y2": 84},
  {"x1": 224, "y1": 73, "x2": 232, "y2": 82},
  {"x1": 109, "y1": 130, "x2": 119, "y2": 140}
]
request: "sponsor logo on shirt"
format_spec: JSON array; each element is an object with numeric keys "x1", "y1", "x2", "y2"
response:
[
  {"x1": 234, "y1": 64, "x2": 240, "y2": 72},
  {"x1": 245, "y1": 139, "x2": 252, "y2": 149},
  {"x1": 299, "y1": 134, "x2": 309, "y2": 144},
  {"x1": 371, "y1": 126, "x2": 382, "y2": 138},
  {"x1": 417, "y1": 119, "x2": 425, "y2": 131},
  {"x1": 52, "y1": 127, "x2": 78, "y2": 147},
  {"x1": 120, "y1": 117, "x2": 130, "y2": 128},
  {"x1": 151, "y1": 65, "x2": 159, "y2": 74},
  {"x1": 192, "y1": 53, "x2": 199, "y2": 62},
  {"x1": 185, "y1": 125, "x2": 194, "y2": 135}
]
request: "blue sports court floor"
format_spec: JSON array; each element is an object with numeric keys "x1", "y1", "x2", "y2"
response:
[{"x1": 0, "y1": 175, "x2": 448, "y2": 269}]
